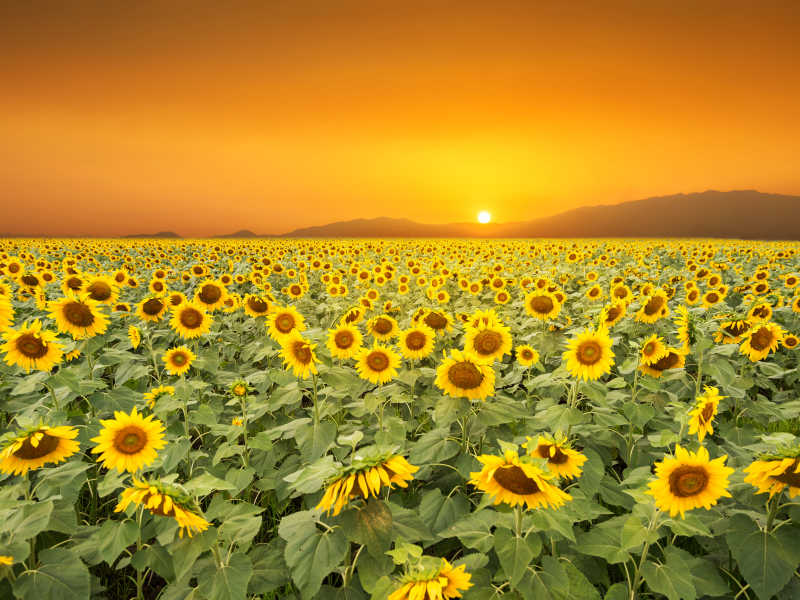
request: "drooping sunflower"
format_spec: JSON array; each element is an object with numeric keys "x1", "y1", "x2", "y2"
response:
[
  {"x1": 398, "y1": 325, "x2": 435, "y2": 360},
  {"x1": 354, "y1": 344, "x2": 401, "y2": 385},
  {"x1": 435, "y1": 349, "x2": 495, "y2": 400},
  {"x1": 82, "y1": 275, "x2": 119, "y2": 305},
  {"x1": 635, "y1": 290, "x2": 670, "y2": 324},
  {"x1": 242, "y1": 294, "x2": 271, "y2": 318},
  {"x1": 279, "y1": 331, "x2": 319, "y2": 379},
  {"x1": 317, "y1": 453, "x2": 418, "y2": 516},
  {"x1": 170, "y1": 302, "x2": 212, "y2": 339},
  {"x1": 646, "y1": 445, "x2": 733, "y2": 518},
  {"x1": 469, "y1": 450, "x2": 571, "y2": 510},
  {"x1": 524, "y1": 291, "x2": 561, "y2": 321},
  {"x1": 640, "y1": 334, "x2": 669, "y2": 366},
  {"x1": 739, "y1": 321, "x2": 784, "y2": 362},
  {"x1": 326, "y1": 324, "x2": 363, "y2": 360},
  {"x1": 136, "y1": 296, "x2": 168, "y2": 322},
  {"x1": 388, "y1": 558, "x2": 472, "y2": 600},
  {"x1": 562, "y1": 327, "x2": 614, "y2": 381},
  {"x1": 1, "y1": 319, "x2": 63, "y2": 372},
  {"x1": 193, "y1": 278, "x2": 227, "y2": 311},
  {"x1": 267, "y1": 305, "x2": 306, "y2": 340},
  {"x1": 462, "y1": 322, "x2": 512, "y2": 364},
  {"x1": 601, "y1": 301, "x2": 626, "y2": 328},
  {"x1": 743, "y1": 445, "x2": 800, "y2": 498},
  {"x1": 0, "y1": 425, "x2": 80, "y2": 476},
  {"x1": 792, "y1": 295, "x2": 800, "y2": 314},
  {"x1": 91, "y1": 407, "x2": 166, "y2": 473},
  {"x1": 162, "y1": 345, "x2": 196, "y2": 376},
  {"x1": 366, "y1": 314, "x2": 399, "y2": 341},
  {"x1": 144, "y1": 384, "x2": 175, "y2": 409},
  {"x1": 339, "y1": 306, "x2": 365, "y2": 326},
  {"x1": 638, "y1": 347, "x2": 685, "y2": 378},
  {"x1": 49, "y1": 294, "x2": 109, "y2": 339},
  {"x1": 688, "y1": 386, "x2": 724, "y2": 442},
  {"x1": 524, "y1": 435, "x2": 587, "y2": 480},
  {"x1": 714, "y1": 318, "x2": 751, "y2": 344},
  {"x1": 115, "y1": 477, "x2": 210, "y2": 538},
  {"x1": 128, "y1": 325, "x2": 141, "y2": 349}
]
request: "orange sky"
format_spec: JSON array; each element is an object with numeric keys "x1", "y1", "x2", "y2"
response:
[{"x1": 1, "y1": 1, "x2": 799, "y2": 237}]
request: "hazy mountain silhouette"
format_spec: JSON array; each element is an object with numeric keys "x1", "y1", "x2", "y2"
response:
[
  {"x1": 276, "y1": 190, "x2": 800, "y2": 239},
  {"x1": 122, "y1": 231, "x2": 181, "y2": 239}
]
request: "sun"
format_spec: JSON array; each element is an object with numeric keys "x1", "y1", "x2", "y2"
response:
[{"x1": 477, "y1": 211, "x2": 491, "y2": 224}]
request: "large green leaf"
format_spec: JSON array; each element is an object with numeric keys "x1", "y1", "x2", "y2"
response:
[
  {"x1": 418, "y1": 488, "x2": 470, "y2": 535},
  {"x1": 248, "y1": 540, "x2": 289, "y2": 595},
  {"x1": 12, "y1": 548, "x2": 90, "y2": 600},
  {"x1": 203, "y1": 552, "x2": 253, "y2": 600},
  {"x1": 440, "y1": 510, "x2": 497, "y2": 553},
  {"x1": 340, "y1": 498, "x2": 394, "y2": 558},
  {"x1": 494, "y1": 528, "x2": 539, "y2": 588},
  {"x1": 641, "y1": 546, "x2": 696, "y2": 600}
]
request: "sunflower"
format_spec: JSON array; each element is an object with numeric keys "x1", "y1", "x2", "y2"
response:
[
  {"x1": 635, "y1": 290, "x2": 670, "y2": 323},
  {"x1": 49, "y1": 294, "x2": 109, "y2": 339},
  {"x1": 418, "y1": 309, "x2": 454, "y2": 336},
  {"x1": 524, "y1": 291, "x2": 561, "y2": 321},
  {"x1": 610, "y1": 283, "x2": 633, "y2": 304},
  {"x1": 82, "y1": 275, "x2": 119, "y2": 304},
  {"x1": 469, "y1": 450, "x2": 571, "y2": 510},
  {"x1": 792, "y1": 296, "x2": 800, "y2": 314},
  {"x1": 340, "y1": 306, "x2": 365, "y2": 326},
  {"x1": 162, "y1": 345, "x2": 196, "y2": 376},
  {"x1": 0, "y1": 425, "x2": 80, "y2": 476},
  {"x1": 91, "y1": 407, "x2": 166, "y2": 473},
  {"x1": 747, "y1": 302, "x2": 772, "y2": 322},
  {"x1": 462, "y1": 322, "x2": 512, "y2": 364},
  {"x1": 685, "y1": 288, "x2": 701, "y2": 305},
  {"x1": 640, "y1": 334, "x2": 668, "y2": 366},
  {"x1": 515, "y1": 344, "x2": 539, "y2": 367},
  {"x1": 783, "y1": 334, "x2": 799, "y2": 350},
  {"x1": 646, "y1": 445, "x2": 733, "y2": 518},
  {"x1": 243, "y1": 294, "x2": 271, "y2": 318},
  {"x1": 170, "y1": 302, "x2": 212, "y2": 339},
  {"x1": 317, "y1": 453, "x2": 418, "y2": 516},
  {"x1": 367, "y1": 314, "x2": 399, "y2": 341},
  {"x1": 398, "y1": 325, "x2": 435, "y2": 360},
  {"x1": 279, "y1": 331, "x2": 319, "y2": 379},
  {"x1": 115, "y1": 477, "x2": 210, "y2": 538},
  {"x1": 744, "y1": 445, "x2": 800, "y2": 498},
  {"x1": 524, "y1": 435, "x2": 587, "y2": 480},
  {"x1": 326, "y1": 324, "x2": 364, "y2": 360},
  {"x1": 586, "y1": 284, "x2": 603, "y2": 301},
  {"x1": 638, "y1": 348, "x2": 685, "y2": 378},
  {"x1": 0, "y1": 294, "x2": 14, "y2": 330},
  {"x1": 193, "y1": 279, "x2": 227, "y2": 311},
  {"x1": 354, "y1": 344, "x2": 401, "y2": 384},
  {"x1": 688, "y1": 386, "x2": 724, "y2": 442},
  {"x1": 714, "y1": 319, "x2": 751, "y2": 344},
  {"x1": 267, "y1": 305, "x2": 306, "y2": 340},
  {"x1": 1, "y1": 319, "x2": 63, "y2": 372},
  {"x1": 435, "y1": 349, "x2": 495, "y2": 400},
  {"x1": 136, "y1": 296, "x2": 168, "y2": 322},
  {"x1": 601, "y1": 302, "x2": 626, "y2": 328},
  {"x1": 739, "y1": 321, "x2": 784, "y2": 362},
  {"x1": 143, "y1": 384, "x2": 175, "y2": 409},
  {"x1": 64, "y1": 348, "x2": 81, "y2": 362},
  {"x1": 562, "y1": 327, "x2": 614, "y2": 381},
  {"x1": 701, "y1": 290, "x2": 724, "y2": 309},
  {"x1": 128, "y1": 325, "x2": 141, "y2": 349},
  {"x1": 389, "y1": 558, "x2": 472, "y2": 600}
]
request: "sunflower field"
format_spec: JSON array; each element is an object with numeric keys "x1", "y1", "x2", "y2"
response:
[{"x1": 2, "y1": 238, "x2": 800, "y2": 600}]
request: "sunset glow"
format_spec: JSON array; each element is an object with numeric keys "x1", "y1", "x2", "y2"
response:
[{"x1": 478, "y1": 211, "x2": 491, "y2": 224}]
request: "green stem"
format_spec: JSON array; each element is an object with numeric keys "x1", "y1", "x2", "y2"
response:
[
  {"x1": 514, "y1": 505, "x2": 524, "y2": 538},
  {"x1": 312, "y1": 373, "x2": 320, "y2": 426},
  {"x1": 629, "y1": 506, "x2": 661, "y2": 600},
  {"x1": 240, "y1": 394, "x2": 249, "y2": 467}
]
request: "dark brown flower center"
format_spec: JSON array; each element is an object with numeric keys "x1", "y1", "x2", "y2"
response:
[
  {"x1": 785, "y1": 337, "x2": 798, "y2": 348},
  {"x1": 334, "y1": 330, "x2": 354, "y2": 349},
  {"x1": 749, "y1": 326, "x2": 773, "y2": 351},
  {"x1": 706, "y1": 292, "x2": 719, "y2": 304},
  {"x1": 668, "y1": 465, "x2": 709, "y2": 497},
  {"x1": 724, "y1": 322, "x2": 749, "y2": 337},
  {"x1": 247, "y1": 297, "x2": 268, "y2": 313},
  {"x1": 373, "y1": 317, "x2": 393, "y2": 335},
  {"x1": 142, "y1": 298, "x2": 164, "y2": 315},
  {"x1": 179, "y1": 307, "x2": 203, "y2": 329},
  {"x1": 113, "y1": 426, "x2": 147, "y2": 454},
  {"x1": 473, "y1": 330, "x2": 502, "y2": 355},
  {"x1": 198, "y1": 284, "x2": 222, "y2": 304},
  {"x1": 405, "y1": 331, "x2": 427, "y2": 351},
  {"x1": 614, "y1": 287, "x2": 628, "y2": 299},
  {"x1": 170, "y1": 351, "x2": 188, "y2": 366},
  {"x1": 752, "y1": 306, "x2": 769, "y2": 319},
  {"x1": 66, "y1": 276, "x2": 82, "y2": 290},
  {"x1": 773, "y1": 461, "x2": 800, "y2": 488},
  {"x1": 652, "y1": 351, "x2": 680, "y2": 371},
  {"x1": 605, "y1": 306, "x2": 622, "y2": 322},
  {"x1": 423, "y1": 312, "x2": 447, "y2": 330},
  {"x1": 21, "y1": 274, "x2": 39, "y2": 287},
  {"x1": 529, "y1": 295, "x2": 554, "y2": 314},
  {"x1": 537, "y1": 443, "x2": 568, "y2": 464},
  {"x1": 276, "y1": 313, "x2": 295, "y2": 333},
  {"x1": 87, "y1": 281, "x2": 112, "y2": 301},
  {"x1": 13, "y1": 432, "x2": 60, "y2": 459},
  {"x1": 643, "y1": 342, "x2": 657, "y2": 356},
  {"x1": 577, "y1": 341, "x2": 602, "y2": 365},
  {"x1": 447, "y1": 361, "x2": 484, "y2": 389},
  {"x1": 493, "y1": 465, "x2": 540, "y2": 495},
  {"x1": 64, "y1": 301, "x2": 95, "y2": 327},
  {"x1": 644, "y1": 295, "x2": 664, "y2": 315},
  {"x1": 292, "y1": 341, "x2": 312, "y2": 364},
  {"x1": 16, "y1": 333, "x2": 48, "y2": 358},
  {"x1": 289, "y1": 284, "x2": 302, "y2": 295},
  {"x1": 700, "y1": 402, "x2": 715, "y2": 422},
  {"x1": 366, "y1": 350, "x2": 390, "y2": 372},
  {"x1": 520, "y1": 349, "x2": 534, "y2": 360}
]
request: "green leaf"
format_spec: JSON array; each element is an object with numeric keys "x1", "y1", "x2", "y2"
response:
[
  {"x1": 205, "y1": 553, "x2": 252, "y2": 600},
  {"x1": 726, "y1": 514, "x2": 800, "y2": 600},
  {"x1": 12, "y1": 548, "x2": 90, "y2": 600},
  {"x1": 641, "y1": 546, "x2": 696, "y2": 600},
  {"x1": 388, "y1": 503, "x2": 434, "y2": 543},
  {"x1": 284, "y1": 455, "x2": 339, "y2": 494},
  {"x1": 418, "y1": 488, "x2": 470, "y2": 536},
  {"x1": 409, "y1": 428, "x2": 460, "y2": 464},
  {"x1": 440, "y1": 510, "x2": 497, "y2": 553},
  {"x1": 494, "y1": 528, "x2": 538, "y2": 587},
  {"x1": 184, "y1": 472, "x2": 237, "y2": 496},
  {"x1": 575, "y1": 517, "x2": 633, "y2": 564},
  {"x1": 248, "y1": 540, "x2": 289, "y2": 595},
  {"x1": 2, "y1": 500, "x2": 53, "y2": 542},
  {"x1": 340, "y1": 499, "x2": 394, "y2": 558},
  {"x1": 563, "y1": 560, "x2": 601, "y2": 600},
  {"x1": 96, "y1": 519, "x2": 139, "y2": 566}
]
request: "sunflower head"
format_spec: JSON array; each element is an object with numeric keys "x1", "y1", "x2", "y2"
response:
[
  {"x1": 355, "y1": 344, "x2": 401, "y2": 385},
  {"x1": 398, "y1": 325, "x2": 435, "y2": 360},
  {"x1": 434, "y1": 349, "x2": 495, "y2": 400},
  {"x1": 115, "y1": 477, "x2": 210, "y2": 538},
  {"x1": 143, "y1": 384, "x2": 175, "y2": 409},
  {"x1": 515, "y1": 344, "x2": 539, "y2": 367},
  {"x1": 1, "y1": 319, "x2": 64, "y2": 372},
  {"x1": 562, "y1": 327, "x2": 614, "y2": 381},
  {"x1": 463, "y1": 323, "x2": 512, "y2": 364},
  {"x1": 0, "y1": 424, "x2": 80, "y2": 476},
  {"x1": 688, "y1": 386, "x2": 724, "y2": 442},
  {"x1": 744, "y1": 444, "x2": 800, "y2": 499},
  {"x1": 279, "y1": 331, "x2": 319, "y2": 379},
  {"x1": 389, "y1": 558, "x2": 472, "y2": 600},
  {"x1": 91, "y1": 407, "x2": 166, "y2": 473}
]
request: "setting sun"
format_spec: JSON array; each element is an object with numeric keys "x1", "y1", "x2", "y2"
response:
[{"x1": 478, "y1": 211, "x2": 491, "y2": 224}]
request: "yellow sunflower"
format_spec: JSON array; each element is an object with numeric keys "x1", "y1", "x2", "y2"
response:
[
  {"x1": 601, "y1": 302, "x2": 626, "y2": 328},
  {"x1": 49, "y1": 294, "x2": 109, "y2": 339},
  {"x1": 91, "y1": 407, "x2": 166, "y2": 473},
  {"x1": 747, "y1": 302, "x2": 772, "y2": 322},
  {"x1": 418, "y1": 309, "x2": 454, "y2": 336},
  {"x1": 462, "y1": 322, "x2": 512, "y2": 364},
  {"x1": 688, "y1": 386, "x2": 724, "y2": 442},
  {"x1": 469, "y1": 450, "x2": 571, "y2": 510},
  {"x1": 515, "y1": 344, "x2": 539, "y2": 367},
  {"x1": 193, "y1": 278, "x2": 227, "y2": 311},
  {"x1": 242, "y1": 294, "x2": 271, "y2": 318},
  {"x1": 326, "y1": 324, "x2": 364, "y2": 360},
  {"x1": 1, "y1": 319, "x2": 63, "y2": 372},
  {"x1": 144, "y1": 384, "x2": 175, "y2": 409},
  {"x1": 366, "y1": 314, "x2": 399, "y2": 341},
  {"x1": 317, "y1": 454, "x2": 418, "y2": 516},
  {"x1": 389, "y1": 559, "x2": 472, "y2": 600},
  {"x1": 562, "y1": 327, "x2": 614, "y2": 381},
  {"x1": 115, "y1": 477, "x2": 210, "y2": 538},
  {"x1": 647, "y1": 445, "x2": 733, "y2": 518},
  {"x1": 0, "y1": 294, "x2": 13, "y2": 331},
  {"x1": 398, "y1": 325, "x2": 435, "y2": 360},
  {"x1": 170, "y1": 302, "x2": 212, "y2": 339},
  {"x1": 783, "y1": 334, "x2": 799, "y2": 350},
  {"x1": 128, "y1": 325, "x2": 141, "y2": 349},
  {"x1": 524, "y1": 291, "x2": 561, "y2": 321},
  {"x1": 638, "y1": 347, "x2": 685, "y2": 378},
  {"x1": 640, "y1": 334, "x2": 668, "y2": 366},
  {"x1": 162, "y1": 345, "x2": 196, "y2": 376},
  {"x1": 0, "y1": 425, "x2": 80, "y2": 476},
  {"x1": 435, "y1": 349, "x2": 495, "y2": 400},
  {"x1": 136, "y1": 296, "x2": 168, "y2": 323},
  {"x1": 267, "y1": 305, "x2": 306, "y2": 341},
  {"x1": 714, "y1": 319, "x2": 751, "y2": 344},
  {"x1": 524, "y1": 435, "x2": 587, "y2": 480},
  {"x1": 635, "y1": 290, "x2": 670, "y2": 323},
  {"x1": 744, "y1": 447, "x2": 800, "y2": 498},
  {"x1": 354, "y1": 344, "x2": 401, "y2": 385},
  {"x1": 279, "y1": 331, "x2": 319, "y2": 379},
  {"x1": 82, "y1": 275, "x2": 119, "y2": 305},
  {"x1": 739, "y1": 321, "x2": 784, "y2": 362}
]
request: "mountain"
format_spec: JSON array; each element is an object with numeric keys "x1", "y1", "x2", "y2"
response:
[
  {"x1": 275, "y1": 190, "x2": 800, "y2": 239},
  {"x1": 122, "y1": 231, "x2": 182, "y2": 239}
]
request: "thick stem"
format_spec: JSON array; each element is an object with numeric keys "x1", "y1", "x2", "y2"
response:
[{"x1": 628, "y1": 506, "x2": 661, "y2": 600}]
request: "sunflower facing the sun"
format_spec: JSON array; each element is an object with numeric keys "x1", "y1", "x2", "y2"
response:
[
  {"x1": 562, "y1": 327, "x2": 614, "y2": 381},
  {"x1": 1, "y1": 319, "x2": 64, "y2": 372},
  {"x1": 354, "y1": 343, "x2": 401, "y2": 384},
  {"x1": 162, "y1": 345, "x2": 196, "y2": 376},
  {"x1": 91, "y1": 407, "x2": 166, "y2": 473},
  {"x1": 435, "y1": 349, "x2": 495, "y2": 400}
]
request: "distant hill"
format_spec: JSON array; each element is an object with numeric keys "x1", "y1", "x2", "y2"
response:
[
  {"x1": 275, "y1": 190, "x2": 800, "y2": 240},
  {"x1": 122, "y1": 231, "x2": 182, "y2": 239}
]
